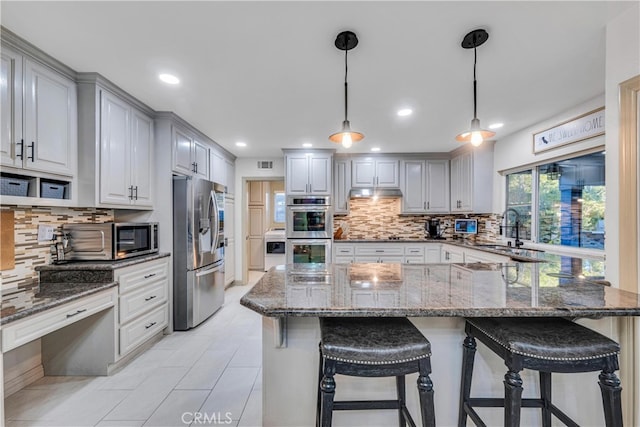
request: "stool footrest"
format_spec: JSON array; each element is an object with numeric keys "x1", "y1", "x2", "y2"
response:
[
  {"x1": 465, "y1": 399, "x2": 579, "y2": 426},
  {"x1": 333, "y1": 399, "x2": 401, "y2": 410}
]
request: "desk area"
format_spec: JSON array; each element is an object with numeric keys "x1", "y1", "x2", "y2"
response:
[{"x1": 240, "y1": 262, "x2": 640, "y2": 426}]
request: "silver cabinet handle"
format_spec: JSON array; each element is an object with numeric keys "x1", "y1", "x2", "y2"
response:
[
  {"x1": 424, "y1": 201, "x2": 426, "y2": 210},
  {"x1": 134, "y1": 186, "x2": 138, "y2": 200},
  {"x1": 144, "y1": 295, "x2": 157, "y2": 301},
  {"x1": 192, "y1": 162, "x2": 197, "y2": 173},
  {"x1": 145, "y1": 321, "x2": 157, "y2": 329},
  {"x1": 144, "y1": 273, "x2": 156, "y2": 279},
  {"x1": 66, "y1": 308, "x2": 87, "y2": 318},
  {"x1": 128, "y1": 186, "x2": 133, "y2": 200},
  {"x1": 375, "y1": 250, "x2": 384, "y2": 253},
  {"x1": 427, "y1": 201, "x2": 430, "y2": 209}
]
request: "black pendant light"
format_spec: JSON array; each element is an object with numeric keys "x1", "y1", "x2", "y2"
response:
[
  {"x1": 456, "y1": 29, "x2": 495, "y2": 147},
  {"x1": 329, "y1": 30, "x2": 363, "y2": 149}
]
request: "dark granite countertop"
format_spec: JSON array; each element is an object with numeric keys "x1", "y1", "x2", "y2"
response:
[
  {"x1": 36, "y1": 252, "x2": 170, "y2": 271},
  {"x1": 1, "y1": 281, "x2": 117, "y2": 325},
  {"x1": 240, "y1": 262, "x2": 639, "y2": 318},
  {"x1": 2, "y1": 253, "x2": 169, "y2": 326}
]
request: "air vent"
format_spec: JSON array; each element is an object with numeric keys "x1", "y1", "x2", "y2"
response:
[{"x1": 257, "y1": 161, "x2": 273, "y2": 170}]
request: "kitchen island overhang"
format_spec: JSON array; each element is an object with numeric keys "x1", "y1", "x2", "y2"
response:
[{"x1": 240, "y1": 263, "x2": 640, "y2": 427}]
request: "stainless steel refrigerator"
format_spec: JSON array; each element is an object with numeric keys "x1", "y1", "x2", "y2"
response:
[{"x1": 173, "y1": 176, "x2": 225, "y2": 330}]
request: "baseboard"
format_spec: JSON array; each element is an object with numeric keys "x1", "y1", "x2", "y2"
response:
[
  {"x1": 4, "y1": 364, "x2": 44, "y2": 397},
  {"x1": 107, "y1": 330, "x2": 164, "y2": 375}
]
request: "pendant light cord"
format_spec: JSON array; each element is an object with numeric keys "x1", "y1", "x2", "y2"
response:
[
  {"x1": 473, "y1": 44, "x2": 478, "y2": 120},
  {"x1": 344, "y1": 38, "x2": 349, "y2": 122}
]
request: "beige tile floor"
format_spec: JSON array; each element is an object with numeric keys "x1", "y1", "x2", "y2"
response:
[{"x1": 4, "y1": 271, "x2": 266, "y2": 427}]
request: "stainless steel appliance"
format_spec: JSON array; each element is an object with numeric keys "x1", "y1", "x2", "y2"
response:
[
  {"x1": 286, "y1": 196, "x2": 332, "y2": 239},
  {"x1": 286, "y1": 239, "x2": 332, "y2": 265},
  {"x1": 63, "y1": 222, "x2": 158, "y2": 260},
  {"x1": 425, "y1": 219, "x2": 445, "y2": 240},
  {"x1": 173, "y1": 176, "x2": 225, "y2": 330},
  {"x1": 264, "y1": 229, "x2": 286, "y2": 271}
]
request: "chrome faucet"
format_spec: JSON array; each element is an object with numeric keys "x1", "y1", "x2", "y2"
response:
[{"x1": 501, "y1": 208, "x2": 523, "y2": 248}]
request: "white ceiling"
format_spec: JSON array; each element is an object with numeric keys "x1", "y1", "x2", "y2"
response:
[{"x1": 1, "y1": 1, "x2": 635, "y2": 158}]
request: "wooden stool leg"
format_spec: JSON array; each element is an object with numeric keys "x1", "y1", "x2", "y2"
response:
[
  {"x1": 320, "y1": 359, "x2": 337, "y2": 427},
  {"x1": 598, "y1": 370, "x2": 623, "y2": 427},
  {"x1": 539, "y1": 371, "x2": 552, "y2": 427},
  {"x1": 458, "y1": 335, "x2": 477, "y2": 427},
  {"x1": 417, "y1": 358, "x2": 436, "y2": 427},
  {"x1": 316, "y1": 345, "x2": 323, "y2": 427},
  {"x1": 396, "y1": 375, "x2": 407, "y2": 427},
  {"x1": 504, "y1": 369, "x2": 523, "y2": 427}
]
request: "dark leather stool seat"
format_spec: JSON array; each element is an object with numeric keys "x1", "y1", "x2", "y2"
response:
[
  {"x1": 458, "y1": 317, "x2": 623, "y2": 427},
  {"x1": 317, "y1": 317, "x2": 436, "y2": 427}
]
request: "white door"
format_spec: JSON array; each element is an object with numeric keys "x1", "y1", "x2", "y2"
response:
[
  {"x1": 401, "y1": 160, "x2": 426, "y2": 213},
  {"x1": 375, "y1": 160, "x2": 399, "y2": 187},
  {"x1": 99, "y1": 91, "x2": 131, "y2": 205},
  {"x1": 211, "y1": 150, "x2": 226, "y2": 186},
  {"x1": 334, "y1": 159, "x2": 350, "y2": 214},
  {"x1": 225, "y1": 198, "x2": 235, "y2": 285},
  {"x1": 172, "y1": 126, "x2": 194, "y2": 176},
  {"x1": 0, "y1": 47, "x2": 22, "y2": 168},
  {"x1": 225, "y1": 159, "x2": 235, "y2": 195},
  {"x1": 130, "y1": 109, "x2": 154, "y2": 207},
  {"x1": 193, "y1": 140, "x2": 209, "y2": 179},
  {"x1": 426, "y1": 160, "x2": 449, "y2": 212},
  {"x1": 351, "y1": 159, "x2": 375, "y2": 187},
  {"x1": 308, "y1": 155, "x2": 331, "y2": 194},
  {"x1": 23, "y1": 58, "x2": 76, "y2": 176},
  {"x1": 286, "y1": 155, "x2": 309, "y2": 194}
]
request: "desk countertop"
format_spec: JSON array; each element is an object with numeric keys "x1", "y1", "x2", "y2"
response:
[{"x1": 240, "y1": 262, "x2": 640, "y2": 318}]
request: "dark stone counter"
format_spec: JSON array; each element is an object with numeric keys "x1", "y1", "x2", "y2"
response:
[
  {"x1": 1, "y1": 281, "x2": 117, "y2": 325},
  {"x1": 240, "y1": 263, "x2": 640, "y2": 318}
]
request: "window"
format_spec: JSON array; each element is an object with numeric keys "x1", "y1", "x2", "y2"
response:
[
  {"x1": 506, "y1": 171, "x2": 532, "y2": 240},
  {"x1": 273, "y1": 192, "x2": 286, "y2": 224},
  {"x1": 505, "y1": 151, "x2": 605, "y2": 250}
]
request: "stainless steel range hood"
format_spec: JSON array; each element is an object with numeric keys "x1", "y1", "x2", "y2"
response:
[{"x1": 349, "y1": 188, "x2": 402, "y2": 198}]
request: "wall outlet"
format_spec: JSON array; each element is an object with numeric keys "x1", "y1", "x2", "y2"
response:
[
  {"x1": 485, "y1": 220, "x2": 492, "y2": 229},
  {"x1": 38, "y1": 224, "x2": 55, "y2": 242}
]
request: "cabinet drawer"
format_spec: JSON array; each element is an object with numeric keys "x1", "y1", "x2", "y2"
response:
[
  {"x1": 404, "y1": 256, "x2": 425, "y2": 264},
  {"x1": 355, "y1": 246, "x2": 403, "y2": 256},
  {"x1": 404, "y1": 246, "x2": 425, "y2": 256},
  {"x1": 119, "y1": 281, "x2": 168, "y2": 324},
  {"x1": 116, "y1": 259, "x2": 169, "y2": 294},
  {"x1": 334, "y1": 246, "x2": 354, "y2": 256},
  {"x1": 334, "y1": 256, "x2": 354, "y2": 264},
  {"x1": 119, "y1": 304, "x2": 168, "y2": 356},
  {"x1": 2, "y1": 289, "x2": 116, "y2": 353}
]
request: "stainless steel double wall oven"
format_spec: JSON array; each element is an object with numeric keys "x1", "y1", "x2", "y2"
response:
[{"x1": 286, "y1": 196, "x2": 332, "y2": 265}]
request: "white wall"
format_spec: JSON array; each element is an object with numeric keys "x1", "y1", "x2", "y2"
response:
[
  {"x1": 492, "y1": 94, "x2": 605, "y2": 214},
  {"x1": 604, "y1": 2, "x2": 640, "y2": 288},
  {"x1": 233, "y1": 157, "x2": 285, "y2": 283}
]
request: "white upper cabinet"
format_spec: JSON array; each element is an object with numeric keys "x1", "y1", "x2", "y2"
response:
[
  {"x1": 352, "y1": 158, "x2": 399, "y2": 188},
  {"x1": 400, "y1": 159, "x2": 449, "y2": 214},
  {"x1": 225, "y1": 159, "x2": 235, "y2": 196},
  {"x1": 98, "y1": 89, "x2": 154, "y2": 208},
  {"x1": 334, "y1": 158, "x2": 351, "y2": 214},
  {"x1": 77, "y1": 74, "x2": 155, "y2": 209},
  {"x1": 210, "y1": 149, "x2": 226, "y2": 187},
  {"x1": 172, "y1": 124, "x2": 209, "y2": 179},
  {"x1": 450, "y1": 143, "x2": 494, "y2": 213},
  {"x1": 284, "y1": 149, "x2": 333, "y2": 195},
  {"x1": 1, "y1": 46, "x2": 77, "y2": 177}
]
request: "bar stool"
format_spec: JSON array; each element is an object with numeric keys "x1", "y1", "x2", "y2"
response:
[
  {"x1": 458, "y1": 317, "x2": 623, "y2": 427},
  {"x1": 317, "y1": 317, "x2": 436, "y2": 427}
]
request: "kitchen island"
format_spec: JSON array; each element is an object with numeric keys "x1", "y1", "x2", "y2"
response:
[{"x1": 240, "y1": 262, "x2": 640, "y2": 427}]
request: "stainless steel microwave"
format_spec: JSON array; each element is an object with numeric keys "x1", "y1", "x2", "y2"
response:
[{"x1": 63, "y1": 222, "x2": 159, "y2": 260}]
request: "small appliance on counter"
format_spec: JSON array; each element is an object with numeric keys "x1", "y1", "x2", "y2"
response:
[
  {"x1": 425, "y1": 219, "x2": 445, "y2": 240},
  {"x1": 62, "y1": 222, "x2": 159, "y2": 261}
]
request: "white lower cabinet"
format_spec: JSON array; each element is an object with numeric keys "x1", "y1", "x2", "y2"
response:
[
  {"x1": 441, "y1": 245, "x2": 465, "y2": 263},
  {"x1": 114, "y1": 257, "x2": 170, "y2": 358},
  {"x1": 333, "y1": 243, "x2": 443, "y2": 264}
]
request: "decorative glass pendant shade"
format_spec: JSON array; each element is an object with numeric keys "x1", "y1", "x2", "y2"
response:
[
  {"x1": 456, "y1": 29, "x2": 495, "y2": 147},
  {"x1": 329, "y1": 31, "x2": 363, "y2": 149}
]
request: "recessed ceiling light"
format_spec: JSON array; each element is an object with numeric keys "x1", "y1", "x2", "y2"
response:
[
  {"x1": 371, "y1": 147, "x2": 381, "y2": 152},
  {"x1": 235, "y1": 142, "x2": 247, "y2": 147},
  {"x1": 158, "y1": 73, "x2": 180, "y2": 85},
  {"x1": 489, "y1": 123, "x2": 504, "y2": 130},
  {"x1": 302, "y1": 143, "x2": 313, "y2": 148},
  {"x1": 397, "y1": 108, "x2": 413, "y2": 117}
]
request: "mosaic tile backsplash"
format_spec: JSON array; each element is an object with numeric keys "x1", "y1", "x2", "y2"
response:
[
  {"x1": 333, "y1": 198, "x2": 499, "y2": 242},
  {"x1": 0, "y1": 206, "x2": 113, "y2": 296}
]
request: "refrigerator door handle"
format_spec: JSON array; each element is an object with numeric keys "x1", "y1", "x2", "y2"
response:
[
  {"x1": 210, "y1": 190, "x2": 220, "y2": 253},
  {"x1": 195, "y1": 263, "x2": 224, "y2": 277}
]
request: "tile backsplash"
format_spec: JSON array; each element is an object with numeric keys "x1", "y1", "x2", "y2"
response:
[
  {"x1": 333, "y1": 198, "x2": 499, "y2": 241},
  {"x1": 0, "y1": 206, "x2": 113, "y2": 295}
]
